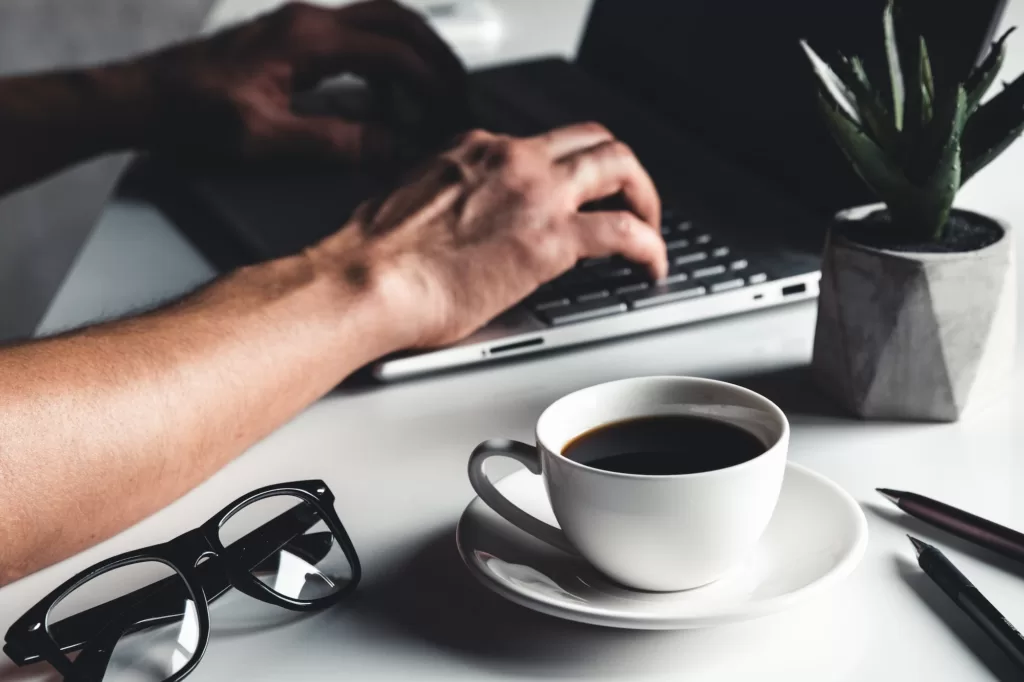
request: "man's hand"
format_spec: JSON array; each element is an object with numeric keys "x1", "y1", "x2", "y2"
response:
[
  {"x1": 138, "y1": 0, "x2": 468, "y2": 164},
  {"x1": 0, "y1": 0, "x2": 467, "y2": 194},
  {"x1": 310, "y1": 123, "x2": 670, "y2": 349},
  {"x1": 0, "y1": 123, "x2": 667, "y2": 586}
]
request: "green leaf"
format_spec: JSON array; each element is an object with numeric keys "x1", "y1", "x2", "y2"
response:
[
  {"x1": 898, "y1": 87, "x2": 965, "y2": 239},
  {"x1": 830, "y1": 52, "x2": 900, "y2": 151},
  {"x1": 909, "y1": 85, "x2": 967, "y2": 184},
  {"x1": 918, "y1": 98, "x2": 964, "y2": 240},
  {"x1": 962, "y1": 75, "x2": 1024, "y2": 182},
  {"x1": 799, "y1": 40, "x2": 861, "y2": 124},
  {"x1": 962, "y1": 73, "x2": 1024, "y2": 167},
  {"x1": 817, "y1": 92, "x2": 911, "y2": 201},
  {"x1": 920, "y1": 37, "x2": 934, "y2": 124},
  {"x1": 883, "y1": 0, "x2": 905, "y2": 131},
  {"x1": 819, "y1": 88, "x2": 961, "y2": 242},
  {"x1": 965, "y1": 27, "x2": 1016, "y2": 114}
]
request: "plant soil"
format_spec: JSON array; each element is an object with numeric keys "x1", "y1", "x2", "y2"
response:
[{"x1": 838, "y1": 210, "x2": 1003, "y2": 253}]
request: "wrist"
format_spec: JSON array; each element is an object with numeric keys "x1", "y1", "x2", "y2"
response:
[
  {"x1": 303, "y1": 234, "x2": 422, "y2": 358},
  {"x1": 80, "y1": 60, "x2": 160, "y2": 151},
  {"x1": 198, "y1": 251, "x2": 399, "y2": 386}
]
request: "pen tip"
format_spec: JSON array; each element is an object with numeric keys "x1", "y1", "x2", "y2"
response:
[
  {"x1": 907, "y1": 535, "x2": 928, "y2": 556},
  {"x1": 876, "y1": 488, "x2": 901, "y2": 505}
]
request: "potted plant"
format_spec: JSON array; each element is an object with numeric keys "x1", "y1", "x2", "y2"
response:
[{"x1": 802, "y1": 0, "x2": 1022, "y2": 421}]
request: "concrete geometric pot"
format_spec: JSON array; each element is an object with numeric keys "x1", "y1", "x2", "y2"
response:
[{"x1": 812, "y1": 206, "x2": 1017, "y2": 422}]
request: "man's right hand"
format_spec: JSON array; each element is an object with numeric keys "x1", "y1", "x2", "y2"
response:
[
  {"x1": 310, "y1": 123, "x2": 669, "y2": 350},
  {"x1": 0, "y1": 123, "x2": 665, "y2": 587}
]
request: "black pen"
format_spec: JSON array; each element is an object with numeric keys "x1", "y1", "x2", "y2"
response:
[{"x1": 909, "y1": 536, "x2": 1024, "y2": 671}]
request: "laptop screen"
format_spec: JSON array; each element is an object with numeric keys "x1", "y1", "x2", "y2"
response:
[{"x1": 577, "y1": 0, "x2": 1008, "y2": 217}]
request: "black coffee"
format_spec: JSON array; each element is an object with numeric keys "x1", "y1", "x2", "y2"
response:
[{"x1": 562, "y1": 415, "x2": 765, "y2": 475}]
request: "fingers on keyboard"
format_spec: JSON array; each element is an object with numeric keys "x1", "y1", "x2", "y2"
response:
[{"x1": 529, "y1": 216, "x2": 771, "y2": 323}]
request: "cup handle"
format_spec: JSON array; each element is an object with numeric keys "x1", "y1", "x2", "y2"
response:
[{"x1": 469, "y1": 438, "x2": 576, "y2": 555}]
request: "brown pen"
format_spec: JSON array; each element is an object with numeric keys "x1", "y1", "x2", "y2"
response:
[{"x1": 878, "y1": 488, "x2": 1024, "y2": 565}]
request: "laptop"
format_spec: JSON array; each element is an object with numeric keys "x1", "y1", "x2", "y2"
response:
[{"x1": 140, "y1": 0, "x2": 1006, "y2": 381}]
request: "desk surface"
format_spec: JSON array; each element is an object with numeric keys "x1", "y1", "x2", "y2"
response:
[{"x1": 5, "y1": 1, "x2": 1024, "y2": 680}]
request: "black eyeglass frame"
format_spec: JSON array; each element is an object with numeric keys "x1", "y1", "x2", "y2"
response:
[{"x1": 3, "y1": 479, "x2": 360, "y2": 682}]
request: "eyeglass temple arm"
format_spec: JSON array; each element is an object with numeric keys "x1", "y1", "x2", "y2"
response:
[{"x1": 11, "y1": 505, "x2": 327, "y2": 666}]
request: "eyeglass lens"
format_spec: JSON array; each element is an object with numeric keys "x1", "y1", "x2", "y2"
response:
[{"x1": 219, "y1": 493, "x2": 354, "y2": 602}]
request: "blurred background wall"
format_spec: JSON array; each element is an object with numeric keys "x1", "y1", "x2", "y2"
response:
[{"x1": 0, "y1": 0, "x2": 213, "y2": 342}]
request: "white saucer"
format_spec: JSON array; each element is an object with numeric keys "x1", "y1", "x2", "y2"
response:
[{"x1": 456, "y1": 462, "x2": 868, "y2": 630}]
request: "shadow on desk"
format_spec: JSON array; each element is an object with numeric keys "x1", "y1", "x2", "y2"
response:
[
  {"x1": 717, "y1": 365, "x2": 848, "y2": 423},
  {"x1": 344, "y1": 525, "x2": 838, "y2": 678},
  {"x1": 337, "y1": 362, "x2": 858, "y2": 422},
  {"x1": 874, "y1": 502, "x2": 1023, "y2": 682},
  {"x1": 868, "y1": 503, "x2": 1024, "y2": 582},
  {"x1": 346, "y1": 527, "x2": 676, "y2": 678}
]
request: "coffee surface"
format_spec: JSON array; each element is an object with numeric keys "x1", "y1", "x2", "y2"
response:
[{"x1": 562, "y1": 415, "x2": 765, "y2": 475}]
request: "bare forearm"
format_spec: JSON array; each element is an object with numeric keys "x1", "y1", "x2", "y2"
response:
[
  {"x1": 0, "y1": 252, "x2": 394, "y2": 585},
  {"x1": 0, "y1": 63, "x2": 153, "y2": 194}
]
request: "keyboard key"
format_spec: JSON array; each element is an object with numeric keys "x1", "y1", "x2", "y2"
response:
[
  {"x1": 749, "y1": 273, "x2": 769, "y2": 284},
  {"x1": 577, "y1": 289, "x2": 611, "y2": 303},
  {"x1": 552, "y1": 268, "x2": 594, "y2": 286},
  {"x1": 676, "y1": 220, "x2": 694, "y2": 232},
  {"x1": 661, "y1": 225, "x2": 674, "y2": 236},
  {"x1": 730, "y1": 259, "x2": 749, "y2": 271},
  {"x1": 557, "y1": 281, "x2": 608, "y2": 299},
  {"x1": 579, "y1": 256, "x2": 611, "y2": 268},
  {"x1": 693, "y1": 264, "x2": 727, "y2": 278},
  {"x1": 601, "y1": 272, "x2": 650, "y2": 289},
  {"x1": 625, "y1": 281, "x2": 707, "y2": 309},
  {"x1": 542, "y1": 299, "x2": 628, "y2": 325},
  {"x1": 614, "y1": 281, "x2": 649, "y2": 295},
  {"x1": 532, "y1": 297, "x2": 570, "y2": 311},
  {"x1": 593, "y1": 265, "x2": 634, "y2": 279},
  {"x1": 710, "y1": 278, "x2": 746, "y2": 293},
  {"x1": 673, "y1": 251, "x2": 708, "y2": 266},
  {"x1": 665, "y1": 238, "x2": 691, "y2": 251},
  {"x1": 662, "y1": 271, "x2": 689, "y2": 284},
  {"x1": 695, "y1": 234, "x2": 712, "y2": 245},
  {"x1": 711, "y1": 246, "x2": 730, "y2": 258}
]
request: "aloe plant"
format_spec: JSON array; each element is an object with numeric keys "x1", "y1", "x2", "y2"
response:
[{"x1": 802, "y1": 0, "x2": 1024, "y2": 242}]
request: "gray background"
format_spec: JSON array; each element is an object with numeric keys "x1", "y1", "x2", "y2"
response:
[{"x1": 0, "y1": 0, "x2": 213, "y2": 341}]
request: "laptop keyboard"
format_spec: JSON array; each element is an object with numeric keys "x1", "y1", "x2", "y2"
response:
[{"x1": 526, "y1": 209, "x2": 768, "y2": 326}]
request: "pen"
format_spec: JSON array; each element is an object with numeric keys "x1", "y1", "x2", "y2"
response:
[
  {"x1": 879, "y1": 488, "x2": 1024, "y2": 565},
  {"x1": 908, "y1": 536, "x2": 1024, "y2": 671}
]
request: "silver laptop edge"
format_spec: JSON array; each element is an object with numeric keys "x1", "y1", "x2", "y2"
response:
[{"x1": 374, "y1": 270, "x2": 820, "y2": 381}]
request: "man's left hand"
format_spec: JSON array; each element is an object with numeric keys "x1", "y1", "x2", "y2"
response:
[{"x1": 131, "y1": 0, "x2": 468, "y2": 165}]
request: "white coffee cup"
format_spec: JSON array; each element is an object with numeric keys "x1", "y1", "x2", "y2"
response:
[{"x1": 468, "y1": 376, "x2": 789, "y2": 592}]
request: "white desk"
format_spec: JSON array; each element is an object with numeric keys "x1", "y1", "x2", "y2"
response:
[{"x1": 4, "y1": 1, "x2": 1024, "y2": 680}]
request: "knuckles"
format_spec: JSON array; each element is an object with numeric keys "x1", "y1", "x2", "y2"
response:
[
  {"x1": 608, "y1": 211, "x2": 635, "y2": 235},
  {"x1": 449, "y1": 130, "x2": 554, "y2": 202},
  {"x1": 605, "y1": 139, "x2": 633, "y2": 161},
  {"x1": 266, "y1": 2, "x2": 329, "y2": 42},
  {"x1": 575, "y1": 121, "x2": 612, "y2": 139},
  {"x1": 459, "y1": 128, "x2": 494, "y2": 144},
  {"x1": 450, "y1": 125, "x2": 639, "y2": 197}
]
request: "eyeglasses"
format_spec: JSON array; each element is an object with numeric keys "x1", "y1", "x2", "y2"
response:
[{"x1": 3, "y1": 480, "x2": 360, "y2": 681}]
